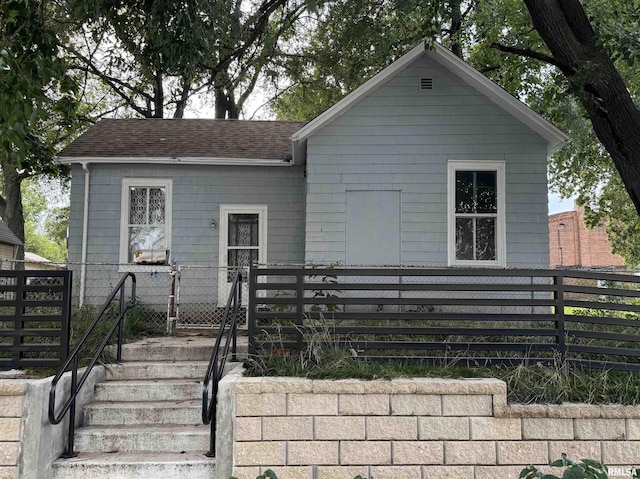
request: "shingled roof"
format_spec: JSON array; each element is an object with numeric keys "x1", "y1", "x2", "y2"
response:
[
  {"x1": 58, "y1": 119, "x2": 307, "y2": 162},
  {"x1": 0, "y1": 221, "x2": 21, "y2": 246}
]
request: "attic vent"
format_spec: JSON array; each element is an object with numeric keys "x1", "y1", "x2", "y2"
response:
[{"x1": 420, "y1": 78, "x2": 433, "y2": 90}]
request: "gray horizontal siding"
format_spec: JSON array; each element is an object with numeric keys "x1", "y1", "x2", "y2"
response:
[
  {"x1": 68, "y1": 163, "x2": 306, "y2": 305},
  {"x1": 305, "y1": 52, "x2": 550, "y2": 268}
]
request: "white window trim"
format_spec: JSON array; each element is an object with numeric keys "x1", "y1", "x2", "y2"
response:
[
  {"x1": 218, "y1": 204, "x2": 268, "y2": 268},
  {"x1": 119, "y1": 178, "x2": 173, "y2": 272},
  {"x1": 447, "y1": 160, "x2": 506, "y2": 267}
]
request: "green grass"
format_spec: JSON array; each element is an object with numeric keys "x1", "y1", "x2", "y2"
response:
[{"x1": 245, "y1": 345, "x2": 640, "y2": 405}]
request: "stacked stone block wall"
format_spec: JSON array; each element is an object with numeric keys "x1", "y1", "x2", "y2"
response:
[
  {"x1": 0, "y1": 367, "x2": 105, "y2": 479},
  {"x1": 0, "y1": 381, "x2": 27, "y2": 479},
  {"x1": 223, "y1": 375, "x2": 640, "y2": 479}
]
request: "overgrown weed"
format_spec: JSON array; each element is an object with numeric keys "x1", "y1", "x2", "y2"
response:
[
  {"x1": 19, "y1": 302, "x2": 165, "y2": 376},
  {"x1": 245, "y1": 323, "x2": 640, "y2": 405}
]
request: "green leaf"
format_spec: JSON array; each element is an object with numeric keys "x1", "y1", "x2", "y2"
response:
[
  {"x1": 581, "y1": 459, "x2": 605, "y2": 470},
  {"x1": 562, "y1": 467, "x2": 585, "y2": 479}
]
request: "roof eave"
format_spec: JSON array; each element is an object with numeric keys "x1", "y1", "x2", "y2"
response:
[{"x1": 57, "y1": 156, "x2": 294, "y2": 166}]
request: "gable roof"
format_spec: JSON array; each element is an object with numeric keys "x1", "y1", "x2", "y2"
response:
[
  {"x1": 25, "y1": 252, "x2": 52, "y2": 262},
  {"x1": 291, "y1": 43, "x2": 569, "y2": 163},
  {"x1": 0, "y1": 221, "x2": 21, "y2": 246},
  {"x1": 58, "y1": 119, "x2": 307, "y2": 165}
]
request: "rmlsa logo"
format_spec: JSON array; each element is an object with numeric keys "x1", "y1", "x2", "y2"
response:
[{"x1": 609, "y1": 467, "x2": 639, "y2": 478}]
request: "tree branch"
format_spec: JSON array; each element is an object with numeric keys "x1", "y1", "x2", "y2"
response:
[
  {"x1": 66, "y1": 47, "x2": 153, "y2": 117},
  {"x1": 204, "y1": 0, "x2": 289, "y2": 75},
  {"x1": 490, "y1": 42, "x2": 564, "y2": 69}
]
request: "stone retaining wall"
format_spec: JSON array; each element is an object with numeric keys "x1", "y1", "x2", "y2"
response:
[
  {"x1": 0, "y1": 367, "x2": 104, "y2": 479},
  {"x1": 217, "y1": 373, "x2": 640, "y2": 479},
  {"x1": 0, "y1": 381, "x2": 27, "y2": 479}
]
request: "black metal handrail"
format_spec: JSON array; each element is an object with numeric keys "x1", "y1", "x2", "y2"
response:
[
  {"x1": 48, "y1": 272, "x2": 136, "y2": 458},
  {"x1": 202, "y1": 269, "x2": 242, "y2": 457}
]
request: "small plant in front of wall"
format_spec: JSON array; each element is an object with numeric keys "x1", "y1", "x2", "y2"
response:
[
  {"x1": 307, "y1": 261, "x2": 343, "y2": 313},
  {"x1": 519, "y1": 454, "x2": 634, "y2": 479}
]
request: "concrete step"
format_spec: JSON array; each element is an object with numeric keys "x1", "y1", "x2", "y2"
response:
[
  {"x1": 51, "y1": 452, "x2": 215, "y2": 479},
  {"x1": 120, "y1": 339, "x2": 213, "y2": 362},
  {"x1": 84, "y1": 400, "x2": 202, "y2": 426},
  {"x1": 74, "y1": 425, "x2": 210, "y2": 453},
  {"x1": 94, "y1": 379, "x2": 204, "y2": 402},
  {"x1": 104, "y1": 361, "x2": 209, "y2": 380},
  {"x1": 120, "y1": 336, "x2": 248, "y2": 362},
  {"x1": 51, "y1": 337, "x2": 243, "y2": 478}
]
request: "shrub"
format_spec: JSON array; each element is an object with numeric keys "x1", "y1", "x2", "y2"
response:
[{"x1": 520, "y1": 454, "x2": 639, "y2": 479}]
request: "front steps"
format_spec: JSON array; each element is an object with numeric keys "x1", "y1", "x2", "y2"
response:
[{"x1": 51, "y1": 336, "x2": 245, "y2": 479}]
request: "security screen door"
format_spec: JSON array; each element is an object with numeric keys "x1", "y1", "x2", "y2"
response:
[{"x1": 218, "y1": 205, "x2": 266, "y2": 306}]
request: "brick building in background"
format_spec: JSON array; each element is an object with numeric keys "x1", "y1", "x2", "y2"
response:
[{"x1": 549, "y1": 206, "x2": 626, "y2": 268}]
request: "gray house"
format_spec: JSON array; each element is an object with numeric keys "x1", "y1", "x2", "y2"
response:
[
  {"x1": 0, "y1": 221, "x2": 21, "y2": 269},
  {"x1": 58, "y1": 43, "x2": 568, "y2": 307}
]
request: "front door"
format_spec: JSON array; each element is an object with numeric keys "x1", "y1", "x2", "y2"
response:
[{"x1": 218, "y1": 205, "x2": 267, "y2": 306}]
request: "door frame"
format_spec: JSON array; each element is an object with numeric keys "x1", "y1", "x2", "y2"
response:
[{"x1": 217, "y1": 204, "x2": 268, "y2": 305}]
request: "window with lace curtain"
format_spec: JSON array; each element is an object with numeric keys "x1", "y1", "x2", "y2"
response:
[{"x1": 120, "y1": 179, "x2": 172, "y2": 265}]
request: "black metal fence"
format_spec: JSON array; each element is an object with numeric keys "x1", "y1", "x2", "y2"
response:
[
  {"x1": 248, "y1": 267, "x2": 640, "y2": 371},
  {"x1": 0, "y1": 270, "x2": 73, "y2": 368}
]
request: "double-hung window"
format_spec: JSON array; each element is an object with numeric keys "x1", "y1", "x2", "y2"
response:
[
  {"x1": 448, "y1": 161, "x2": 505, "y2": 267},
  {"x1": 120, "y1": 178, "x2": 172, "y2": 266}
]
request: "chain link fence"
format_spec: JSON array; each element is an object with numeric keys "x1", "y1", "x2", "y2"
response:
[
  {"x1": 174, "y1": 265, "x2": 247, "y2": 329},
  {"x1": 8, "y1": 261, "x2": 170, "y2": 329},
  {"x1": 6, "y1": 261, "x2": 247, "y2": 331}
]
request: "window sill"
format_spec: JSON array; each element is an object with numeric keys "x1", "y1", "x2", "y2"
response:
[
  {"x1": 449, "y1": 260, "x2": 506, "y2": 268},
  {"x1": 118, "y1": 264, "x2": 172, "y2": 273}
]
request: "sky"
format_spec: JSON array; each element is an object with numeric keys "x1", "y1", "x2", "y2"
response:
[{"x1": 548, "y1": 192, "x2": 575, "y2": 215}]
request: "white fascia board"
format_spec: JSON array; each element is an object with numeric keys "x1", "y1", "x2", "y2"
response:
[
  {"x1": 290, "y1": 42, "x2": 569, "y2": 162},
  {"x1": 429, "y1": 44, "x2": 570, "y2": 155},
  {"x1": 56, "y1": 156, "x2": 293, "y2": 166}
]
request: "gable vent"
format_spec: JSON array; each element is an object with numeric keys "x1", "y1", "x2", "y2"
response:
[{"x1": 420, "y1": 78, "x2": 433, "y2": 90}]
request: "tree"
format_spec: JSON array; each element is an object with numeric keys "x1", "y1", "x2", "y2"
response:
[
  {"x1": 270, "y1": 0, "x2": 473, "y2": 119},
  {"x1": 22, "y1": 179, "x2": 68, "y2": 262},
  {"x1": 0, "y1": 0, "x2": 78, "y2": 261},
  {"x1": 475, "y1": 0, "x2": 640, "y2": 265},
  {"x1": 519, "y1": 0, "x2": 640, "y2": 215},
  {"x1": 66, "y1": 0, "x2": 307, "y2": 119},
  {"x1": 273, "y1": 0, "x2": 640, "y2": 265}
]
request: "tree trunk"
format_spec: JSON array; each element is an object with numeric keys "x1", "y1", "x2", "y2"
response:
[
  {"x1": 523, "y1": 0, "x2": 640, "y2": 214},
  {"x1": 0, "y1": 156, "x2": 25, "y2": 265},
  {"x1": 214, "y1": 88, "x2": 240, "y2": 119},
  {"x1": 449, "y1": 0, "x2": 464, "y2": 59},
  {"x1": 153, "y1": 70, "x2": 164, "y2": 118},
  {"x1": 215, "y1": 89, "x2": 227, "y2": 119}
]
